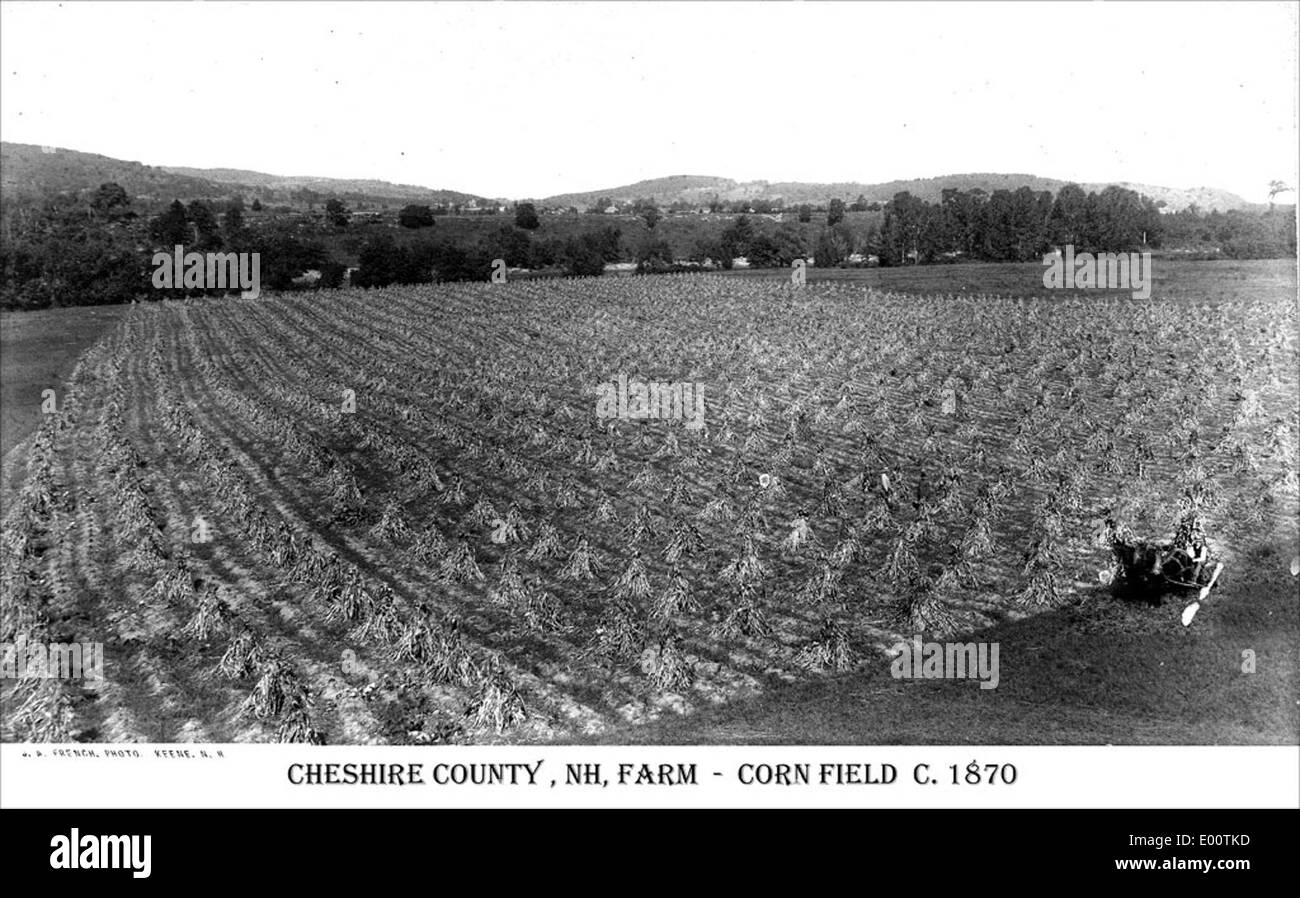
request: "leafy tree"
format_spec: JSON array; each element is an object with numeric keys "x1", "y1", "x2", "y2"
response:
[
  {"x1": 256, "y1": 225, "x2": 331, "y2": 291},
  {"x1": 353, "y1": 233, "x2": 405, "y2": 287},
  {"x1": 318, "y1": 259, "x2": 347, "y2": 289},
  {"x1": 1049, "y1": 183, "x2": 1089, "y2": 250},
  {"x1": 878, "y1": 192, "x2": 926, "y2": 265},
  {"x1": 485, "y1": 226, "x2": 532, "y2": 267},
  {"x1": 827, "y1": 198, "x2": 846, "y2": 226},
  {"x1": 1, "y1": 195, "x2": 150, "y2": 308},
  {"x1": 515, "y1": 202, "x2": 541, "y2": 230},
  {"x1": 634, "y1": 198, "x2": 662, "y2": 230},
  {"x1": 720, "y1": 214, "x2": 755, "y2": 261},
  {"x1": 222, "y1": 205, "x2": 246, "y2": 242},
  {"x1": 398, "y1": 241, "x2": 439, "y2": 284},
  {"x1": 399, "y1": 204, "x2": 436, "y2": 229},
  {"x1": 940, "y1": 188, "x2": 987, "y2": 258},
  {"x1": 325, "y1": 198, "x2": 350, "y2": 228},
  {"x1": 1086, "y1": 186, "x2": 1161, "y2": 252},
  {"x1": 149, "y1": 200, "x2": 191, "y2": 247},
  {"x1": 90, "y1": 183, "x2": 132, "y2": 220},
  {"x1": 588, "y1": 225, "x2": 623, "y2": 262},
  {"x1": 746, "y1": 234, "x2": 782, "y2": 268},
  {"x1": 529, "y1": 236, "x2": 564, "y2": 268},
  {"x1": 186, "y1": 200, "x2": 222, "y2": 249},
  {"x1": 814, "y1": 225, "x2": 852, "y2": 268},
  {"x1": 981, "y1": 188, "x2": 1049, "y2": 261},
  {"x1": 774, "y1": 225, "x2": 808, "y2": 265},
  {"x1": 428, "y1": 241, "x2": 493, "y2": 282},
  {"x1": 1268, "y1": 180, "x2": 1293, "y2": 207},
  {"x1": 349, "y1": 236, "x2": 493, "y2": 285},
  {"x1": 747, "y1": 226, "x2": 807, "y2": 268},
  {"x1": 560, "y1": 232, "x2": 612, "y2": 276},
  {"x1": 690, "y1": 237, "x2": 729, "y2": 269},
  {"x1": 635, "y1": 237, "x2": 675, "y2": 273}
]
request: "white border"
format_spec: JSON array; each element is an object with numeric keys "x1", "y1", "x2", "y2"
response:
[{"x1": 2, "y1": 744, "x2": 1296, "y2": 809}]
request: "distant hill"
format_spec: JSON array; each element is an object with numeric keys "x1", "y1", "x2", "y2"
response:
[
  {"x1": 542, "y1": 172, "x2": 1254, "y2": 212},
  {"x1": 0, "y1": 142, "x2": 491, "y2": 207},
  {"x1": 0, "y1": 143, "x2": 1255, "y2": 213},
  {"x1": 161, "y1": 166, "x2": 486, "y2": 206},
  {"x1": 1, "y1": 142, "x2": 229, "y2": 203}
]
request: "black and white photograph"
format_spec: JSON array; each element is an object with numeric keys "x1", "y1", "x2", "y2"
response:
[{"x1": 0, "y1": 0, "x2": 1296, "y2": 858}]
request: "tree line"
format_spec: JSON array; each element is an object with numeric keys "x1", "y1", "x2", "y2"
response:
[
  {"x1": 1, "y1": 181, "x2": 1293, "y2": 309},
  {"x1": 349, "y1": 224, "x2": 623, "y2": 286}
]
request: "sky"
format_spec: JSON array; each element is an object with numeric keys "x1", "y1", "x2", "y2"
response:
[{"x1": 1, "y1": 1, "x2": 1296, "y2": 201}]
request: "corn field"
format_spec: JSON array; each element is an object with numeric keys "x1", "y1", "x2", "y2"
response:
[{"x1": 2, "y1": 273, "x2": 1297, "y2": 743}]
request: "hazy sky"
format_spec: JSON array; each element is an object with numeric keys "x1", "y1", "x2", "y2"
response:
[{"x1": 1, "y1": 1, "x2": 1296, "y2": 201}]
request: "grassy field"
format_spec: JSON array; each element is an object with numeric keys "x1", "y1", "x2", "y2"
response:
[
  {"x1": 1, "y1": 259, "x2": 1296, "y2": 745},
  {"x1": 721, "y1": 257, "x2": 1300, "y2": 300},
  {"x1": 1, "y1": 304, "x2": 128, "y2": 459},
  {"x1": 584, "y1": 544, "x2": 1298, "y2": 744}
]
